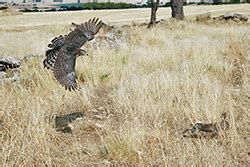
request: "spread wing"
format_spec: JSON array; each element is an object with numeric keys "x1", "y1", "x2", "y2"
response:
[
  {"x1": 45, "y1": 17, "x2": 103, "y2": 91},
  {"x1": 53, "y1": 49, "x2": 78, "y2": 91},
  {"x1": 43, "y1": 35, "x2": 65, "y2": 70},
  {"x1": 48, "y1": 35, "x2": 66, "y2": 49},
  {"x1": 64, "y1": 17, "x2": 103, "y2": 50}
]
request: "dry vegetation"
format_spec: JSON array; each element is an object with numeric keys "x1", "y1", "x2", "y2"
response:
[{"x1": 1, "y1": 4, "x2": 250, "y2": 166}]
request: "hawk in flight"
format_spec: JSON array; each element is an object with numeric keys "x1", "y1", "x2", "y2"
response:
[{"x1": 43, "y1": 18, "x2": 103, "y2": 91}]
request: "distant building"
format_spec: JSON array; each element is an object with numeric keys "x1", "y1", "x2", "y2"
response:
[
  {"x1": 0, "y1": 0, "x2": 247, "y2": 5},
  {"x1": 80, "y1": 1, "x2": 169, "y2": 6},
  {"x1": 89, "y1": 1, "x2": 171, "y2": 6},
  {"x1": 0, "y1": 0, "x2": 170, "y2": 5},
  {"x1": 0, "y1": 0, "x2": 78, "y2": 3}
]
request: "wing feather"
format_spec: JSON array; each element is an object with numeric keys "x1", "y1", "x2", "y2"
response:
[
  {"x1": 47, "y1": 35, "x2": 66, "y2": 49},
  {"x1": 65, "y1": 17, "x2": 103, "y2": 49},
  {"x1": 44, "y1": 35, "x2": 66, "y2": 70},
  {"x1": 43, "y1": 49, "x2": 60, "y2": 69}
]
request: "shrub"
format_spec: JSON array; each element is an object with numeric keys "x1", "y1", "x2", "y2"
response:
[
  {"x1": 21, "y1": 8, "x2": 39, "y2": 12},
  {"x1": 60, "y1": 4, "x2": 83, "y2": 11}
]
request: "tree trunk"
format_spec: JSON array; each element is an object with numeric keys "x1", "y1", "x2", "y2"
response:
[
  {"x1": 148, "y1": 0, "x2": 160, "y2": 28},
  {"x1": 171, "y1": 0, "x2": 184, "y2": 20}
]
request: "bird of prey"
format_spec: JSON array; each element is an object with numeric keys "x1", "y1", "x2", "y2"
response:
[{"x1": 43, "y1": 18, "x2": 103, "y2": 91}]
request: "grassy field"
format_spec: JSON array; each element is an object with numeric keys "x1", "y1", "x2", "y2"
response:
[{"x1": 1, "y1": 4, "x2": 250, "y2": 166}]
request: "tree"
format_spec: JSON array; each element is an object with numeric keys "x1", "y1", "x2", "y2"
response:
[
  {"x1": 171, "y1": 0, "x2": 184, "y2": 20},
  {"x1": 148, "y1": 0, "x2": 160, "y2": 28}
]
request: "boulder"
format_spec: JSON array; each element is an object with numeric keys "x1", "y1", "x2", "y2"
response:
[
  {"x1": 55, "y1": 112, "x2": 84, "y2": 133},
  {"x1": 214, "y1": 13, "x2": 248, "y2": 23},
  {"x1": 0, "y1": 56, "x2": 21, "y2": 71},
  {"x1": 183, "y1": 112, "x2": 229, "y2": 139}
]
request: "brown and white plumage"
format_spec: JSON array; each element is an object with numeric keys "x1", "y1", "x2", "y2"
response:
[{"x1": 43, "y1": 18, "x2": 103, "y2": 91}]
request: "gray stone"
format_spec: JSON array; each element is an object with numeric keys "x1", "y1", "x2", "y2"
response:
[
  {"x1": 55, "y1": 112, "x2": 84, "y2": 133},
  {"x1": 183, "y1": 112, "x2": 229, "y2": 139},
  {"x1": 0, "y1": 56, "x2": 21, "y2": 71},
  {"x1": 214, "y1": 13, "x2": 248, "y2": 23},
  {"x1": 92, "y1": 31, "x2": 128, "y2": 49}
]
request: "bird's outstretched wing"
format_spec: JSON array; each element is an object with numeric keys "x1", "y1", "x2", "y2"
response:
[
  {"x1": 53, "y1": 49, "x2": 78, "y2": 91},
  {"x1": 43, "y1": 35, "x2": 65, "y2": 70},
  {"x1": 48, "y1": 35, "x2": 66, "y2": 49},
  {"x1": 47, "y1": 18, "x2": 103, "y2": 91},
  {"x1": 64, "y1": 17, "x2": 103, "y2": 50}
]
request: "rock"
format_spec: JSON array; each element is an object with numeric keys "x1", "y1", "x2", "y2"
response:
[
  {"x1": 55, "y1": 112, "x2": 84, "y2": 133},
  {"x1": 92, "y1": 32, "x2": 127, "y2": 49},
  {"x1": 0, "y1": 56, "x2": 21, "y2": 71},
  {"x1": 196, "y1": 13, "x2": 211, "y2": 22},
  {"x1": 90, "y1": 25, "x2": 129, "y2": 50},
  {"x1": 183, "y1": 121, "x2": 219, "y2": 139},
  {"x1": 183, "y1": 112, "x2": 229, "y2": 138},
  {"x1": 0, "y1": 56, "x2": 21, "y2": 83},
  {"x1": 214, "y1": 13, "x2": 248, "y2": 23}
]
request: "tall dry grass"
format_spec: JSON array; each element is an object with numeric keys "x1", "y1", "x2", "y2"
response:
[{"x1": 1, "y1": 5, "x2": 250, "y2": 166}]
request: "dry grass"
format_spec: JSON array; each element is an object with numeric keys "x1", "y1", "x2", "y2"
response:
[{"x1": 1, "y1": 5, "x2": 250, "y2": 166}]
